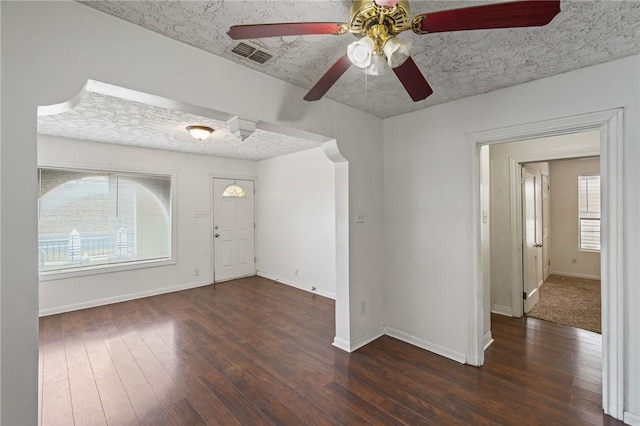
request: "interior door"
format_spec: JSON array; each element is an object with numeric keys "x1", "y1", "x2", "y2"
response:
[
  {"x1": 213, "y1": 178, "x2": 255, "y2": 282},
  {"x1": 523, "y1": 168, "x2": 541, "y2": 313},
  {"x1": 542, "y1": 173, "x2": 550, "y2": 281}
]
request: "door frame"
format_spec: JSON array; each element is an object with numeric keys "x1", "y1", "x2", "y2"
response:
[
  {"x1": 541, "y1": 172, "x2": 550, "y2": 282},
  {"x1": 209, "y1": 173, "x2": 257, "y2": 283},
  {"x1": 466, "y1": 108, "x2": 624, "y2": 419}
]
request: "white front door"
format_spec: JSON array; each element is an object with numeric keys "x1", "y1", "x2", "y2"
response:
[
  {"x1": 523, "y1": 168, "x2": 541, "y2": 313},
  {"x1": 213, "y1": 178, "x2": 255, "y2": 282}
]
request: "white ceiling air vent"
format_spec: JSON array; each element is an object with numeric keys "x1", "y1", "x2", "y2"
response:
[{"x1": 231, "y1": 41, "x2": 274, "y2": 65}]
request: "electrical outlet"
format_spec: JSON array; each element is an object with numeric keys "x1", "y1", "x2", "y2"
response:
[
  {"x1": 360, "y1": 301, "x2": 366, "y2": 315},
  {"x1": 295, "y1": 269, "x2": 298, "y2": 276},
  {"x1": 194, "y1": 268, "x2": 200, "y2": 276},
  {"x1": 571, "y1": 258, "x2": 577, "y2": 264}
]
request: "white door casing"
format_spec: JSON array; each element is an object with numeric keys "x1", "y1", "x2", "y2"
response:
[
  {"x1": 522, "y1": 168, "x2": 540, "y2": 313},
  {"x1": 542, "y1": 174, "x2": 550, "y2": 281},
  {"x1": 467, "y1": 108, "x2": 624, "y2": 420},
  {"x1": 213, "y1": 178, "x2": 255, "y2": 282}
]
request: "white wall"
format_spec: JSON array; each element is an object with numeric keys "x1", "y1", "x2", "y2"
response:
[
  {"x1": 383, "y1": 56, "x2": 639, "y2": 420},
  {"x1": 37, "y1": 135, "x2": 257, "y2": 314},
  {"x1": 1, "y1": 2, "x2": 384, "y2": 423},
  {"x1": 489, "y1": 132, "x2": 599, "y2": 314},
  {"x1": 256, "y1": 147, "x2": 336, "y2": 298},
  {"x1": 549, "y1": 158, "x2": 601, "y2": 279}
]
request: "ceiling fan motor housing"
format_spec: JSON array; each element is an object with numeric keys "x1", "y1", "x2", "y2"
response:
[{"x1": 349, "y1": 0, "x2": 411, "y2": 53}]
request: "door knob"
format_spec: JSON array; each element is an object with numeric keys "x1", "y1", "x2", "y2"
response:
[
  {"x1": 534, "y1": 243, "x2": 543, "y2": 248},
  {"x1": 214, "y1": 233, "x2": 220, "y2": 238}
]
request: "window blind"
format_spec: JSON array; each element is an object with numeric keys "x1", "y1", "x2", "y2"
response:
[{"x1": 578, "y1": 175, "x2": 600, "y2": 251}]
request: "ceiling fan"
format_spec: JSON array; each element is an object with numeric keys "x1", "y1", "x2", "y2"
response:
[{"x1": 228, "y1": 0, "x2": 561, "y2": 102}]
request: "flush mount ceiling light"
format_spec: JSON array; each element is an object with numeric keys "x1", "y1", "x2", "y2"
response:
[{"x1": 186, "y1": 125, "x2": 214, "y2": 141}]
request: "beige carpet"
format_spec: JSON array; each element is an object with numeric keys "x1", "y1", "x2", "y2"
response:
[{"x1": 527, "y1": 274, "x2": 601, "y2": 333}]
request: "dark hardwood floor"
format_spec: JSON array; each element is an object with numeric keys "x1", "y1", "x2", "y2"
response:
[{"x1": 39, "y1": 276, "x2": 622, "y2": 425}]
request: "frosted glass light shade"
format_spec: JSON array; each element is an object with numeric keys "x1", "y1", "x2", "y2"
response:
[
  {"x1": 383, "y1": 38, "x2": 412, "y2": 68},
  {"x1": 347, "y1": 36, "x2": 375, "y2": 68},
  {"x1": 186, "y1": 125, "x2": 214, "y2": 141},
  {"x1": 367, "y1": 54, "x2": 385, "y2": 76}
]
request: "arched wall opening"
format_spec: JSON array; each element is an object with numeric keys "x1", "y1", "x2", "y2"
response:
[{"x1": 36, "y1": 79, "x2": 351, "y2": 349}]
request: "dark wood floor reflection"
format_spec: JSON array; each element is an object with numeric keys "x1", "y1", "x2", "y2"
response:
[{"x1": 39, "y1": 276, "x2": 622, "y2": 425}]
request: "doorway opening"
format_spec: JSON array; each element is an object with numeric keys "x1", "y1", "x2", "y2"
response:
[
  {"x1": 468, "y1": 108, "x2": 624, "y2": 419},
  {"x1": 521, "y1": 157, "x2": 602, "y2": 334}
]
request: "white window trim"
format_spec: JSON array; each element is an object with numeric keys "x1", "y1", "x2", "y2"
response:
[
  {"x1": 37, "y1": 164, "x2": 178, "y2": 279},
  {"x1": 577, "y1": 174, "x2": 601, "y2": 253}
]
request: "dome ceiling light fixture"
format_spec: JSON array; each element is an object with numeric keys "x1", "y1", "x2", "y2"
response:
[
  {"x1": 227, "y1": 0, "x2": 561, "y2": 102},
  {"x1": 186, "y1": 125, "x2": 214, "y2": 141}
]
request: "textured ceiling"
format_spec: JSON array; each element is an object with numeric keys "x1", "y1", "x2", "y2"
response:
[
  {"x1": 80, "y1": 0, "x2": 640, "y2": 118},
  {"x1": 38, "y1": 82, "x2": 321, "y2": 160}
]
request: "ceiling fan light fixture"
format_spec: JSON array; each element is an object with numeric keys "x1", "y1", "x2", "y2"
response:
[
  {"x1": 186, "y1": 125, "x2": 214, "y2": 141},
  {"x1": 347, "y1": 36, "x2": 375, "y2": 68},
  {"x1": 383, "y1": 37, "x2": 412, "y2": 68}
]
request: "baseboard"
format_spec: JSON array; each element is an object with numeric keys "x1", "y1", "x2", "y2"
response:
[
  {"x1": 256, "y1": 271, "x2": 335, "y2": 300},
  {"x1": 351, "y1": 328, "x2": 385, "y2": 352},
  {"x1": 384, "y1": 326, "x2": 466, "y2": 364},
  {"x1": 332, "y1": 328, "x2": 384, "y2": 353},
  {"x1": 39, "y1": 280, "x2": 212, "y2": 316},
  {"x1": 550, "y1": 271, "x2": 601, "y2": 280},
  {"x1": 332, "y1": 337, "x2": 351, "y2": 352},
  {"x1": 483, "y1": 331, "x2": 494, "y2": 351},
  {"x1": 624, "y1": 411, "x2": 640, "y2": 426},
  {"x1": 491, "y1": 304, "x2": 513, "y2": 317}
]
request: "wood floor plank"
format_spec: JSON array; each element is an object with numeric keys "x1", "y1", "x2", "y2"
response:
[
  {"x1": 200, "y1": 368, "x2": 274, "y2": 425},
  {"x1": 104, "y1": 336, "x2": 148, "y2": 391},
  {"x1": 68, "y1": 363, "x2": 107, "y2": 426},
  {"x1": 161, "y1": 357, "x2": 240, "y2": 425},
  {"x1": 39, "y1": 276, "x2": 624, "y2": 426},
  {"x1": 127, "y1": 383, "x2": 162, "y2": 422},
  {"x1": 42, "y1": 342, "x2": 68, "y2": 385},
  {"x1": 85, "y1": 338, "x2": 118, "y2": 381},
  {"x1": 95, "y1": 374, "x2": 137, "y2": 425},
  {"x1": 129, "y1": 343, "x2": 185, "y2": 407},
  {"x1": 41, "y1": 378, "x2": 74, "y2": 426},
  {"x1": 165, "y1": 398, "x2": 206, "y2": 426}
]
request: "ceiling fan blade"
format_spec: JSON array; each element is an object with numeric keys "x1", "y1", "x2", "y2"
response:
[
  {"x1": 415, "y1": 0, "x2": 560, "y2": 34},
  {"x1": 228, "y1": 22, "x2": 346, "y2": 40},
  {"x1": 304, "y1": 55, "x2": 352, "y2": 101},
  {"x1": 392, "y1": 57, "x2": 433, "y2": 102}
]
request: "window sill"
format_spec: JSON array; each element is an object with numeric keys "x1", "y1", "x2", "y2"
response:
[{"x1": 39, "y1": 258, "x2": 176, "y2": 281}]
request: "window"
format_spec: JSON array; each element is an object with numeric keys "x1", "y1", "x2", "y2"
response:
[
  {"x1": 578, "y1": 175, "x2": 600, "y2": 252},
  {"x1": 38, "y1": 168, "x2": 172, "y2": 275},
  {"x1": 222, "y1": 184, "x2": 247, "y2": 198}
]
